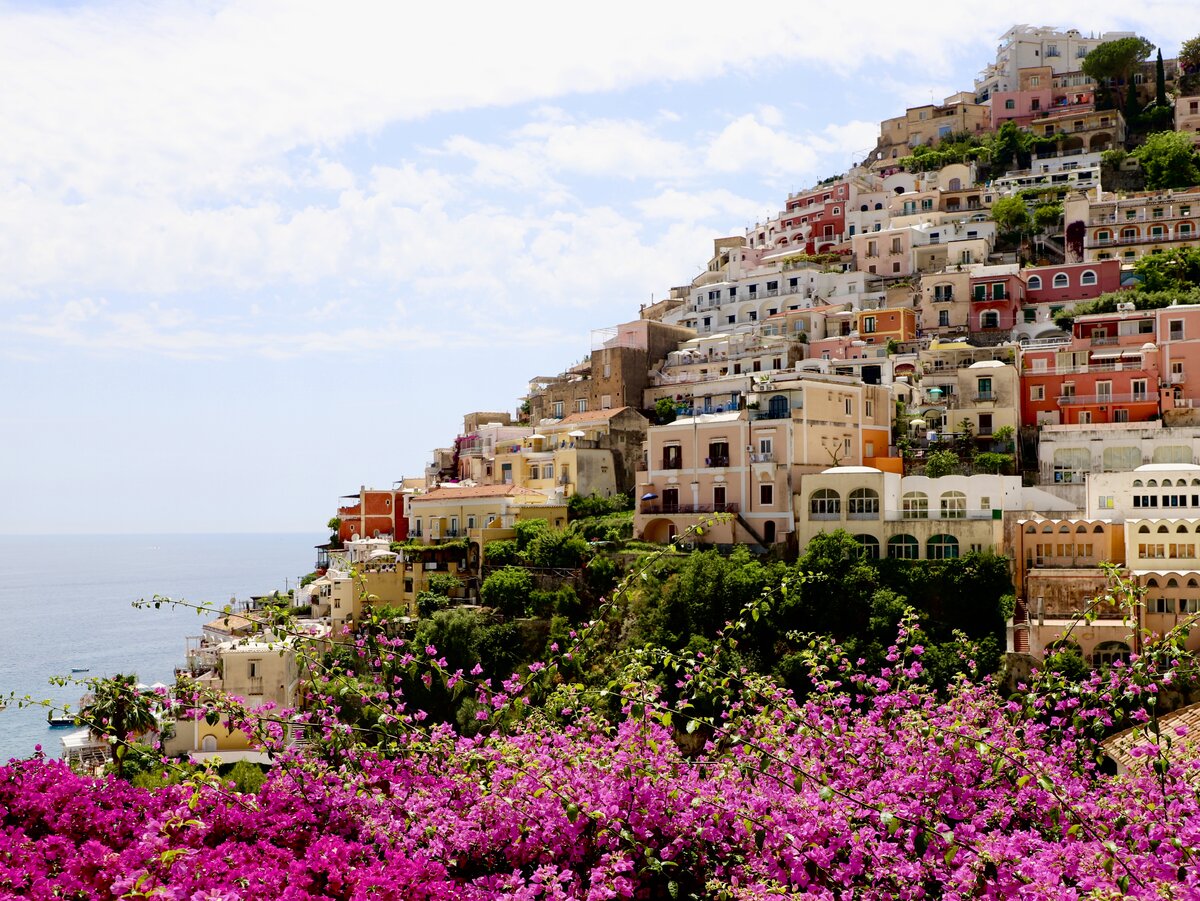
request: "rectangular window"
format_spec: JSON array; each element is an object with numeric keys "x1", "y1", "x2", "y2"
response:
[
  {"x1": 760, "y1": 484, "x2": 774, "y2": 506},
  {"x1": 552, "y1": 401, "x2": 564, "y2": 418},
  {"x1": 1170, "y1": 320, "x2": 1184, "y2": 341},
  {"x1": 862, "y1": 316, "x2": 876, "y2": 333},
  {"x1": 576, "y1": 399, "x2": 588, "y2": 413},
  {"x1": 1030, "y1": 385, "x2": 1045, "y2": 401},
  {"x1": 467, "y1": 515, "x2": 476, "y2": 530}
]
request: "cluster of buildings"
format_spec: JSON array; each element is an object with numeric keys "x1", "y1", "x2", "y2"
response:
[{"x1": 142, "y1": 25, "x2": 1200, "y2": 763}]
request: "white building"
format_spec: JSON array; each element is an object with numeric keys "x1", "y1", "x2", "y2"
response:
[{"x1": 974, "y1": 25, "x2": 1135, "y2": 101}]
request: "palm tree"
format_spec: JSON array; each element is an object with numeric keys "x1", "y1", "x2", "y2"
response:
[{"x1": 79, "y1": 674, "x2": 158, "y2": 778}]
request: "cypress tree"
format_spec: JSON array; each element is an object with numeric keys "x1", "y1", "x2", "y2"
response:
[{"x1": 1156, "y1": 48, "x2": 1167, "y2": 107}]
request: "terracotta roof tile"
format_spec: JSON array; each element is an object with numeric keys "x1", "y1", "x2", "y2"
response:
[{"x1": 412, "y1": 484, "x2": 549, "y2": 502}]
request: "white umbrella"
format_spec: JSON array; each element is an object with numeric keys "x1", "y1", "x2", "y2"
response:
[{"x1": 567, "y1": 429, "x2": 586, "y2": 437}]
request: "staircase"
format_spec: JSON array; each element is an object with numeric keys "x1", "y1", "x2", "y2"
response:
[
  {"x1": 1035, "y1": 234, "x2": 1066, "y2": 265},
  {"x1": 1011, "y1": 597, "x2": 1031, "y2": 654},
  {"x1": 733, "y1": 512, "x2": 769, "y2": 554}
]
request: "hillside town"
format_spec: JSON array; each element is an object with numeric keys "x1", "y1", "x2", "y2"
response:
[{"x1": 111, "y1": 25, "x2": 1200, "y2": 761}]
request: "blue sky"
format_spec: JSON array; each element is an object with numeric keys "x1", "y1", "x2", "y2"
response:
[{"x1": 0, "y1": 1, "x2": 1193, "y2": 534}]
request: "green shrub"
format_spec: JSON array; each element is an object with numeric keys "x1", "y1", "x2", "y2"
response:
[{"x1": 480, "y1": 567, "x2": 535, "y2": 617}]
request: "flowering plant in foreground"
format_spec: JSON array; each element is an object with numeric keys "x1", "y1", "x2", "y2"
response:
[{"x1": 3, "y1": 566, "x2": 1199, "y2": 898}]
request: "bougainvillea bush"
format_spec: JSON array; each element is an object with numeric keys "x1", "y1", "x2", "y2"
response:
[{"x1": 3, "y1": 585, "x2": 1199, "y2": 898}]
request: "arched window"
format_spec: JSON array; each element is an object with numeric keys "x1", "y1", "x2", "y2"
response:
[
  {"x1": 1024, "y1": 523, "x2": 1037, "y2": 533},
  {"x1": 1053, "y1": 273, "x2": 1069, "y2": 288},
  {"x1": 1058, "y1": 523, "x2": 1071, "y2": 533},
  {"x1": 767, "y1": 395, "x2": 789, "y2": 419},
  {"x1": 1148, "y1": 479, "x2": 1159, "y2": 487},
  {"x1": 980, "y1": 311, "x2": 999, "y2": 329},
  {"x1": 1146, "y1": 577, "x2": 1160, "y2": 588},
  {"x1": 927, "y1": 534, "x2": 960, "y2": 560},
  {"x1": 1097, "y1": 230, "x2": 1111, "y2": 242},
  {"x1": 1179, "y1": 524, "x2": 1190, "y2": 533},
  {"x1": 1042, "y1": 523, "x2": 1055, "y2": 534},
  {"x1": 1080, "y1": 270, "x2": 1097, "y2": 286},
  {"x1": 940, "y1": 491, "x2": 967, "y2": 519},
  {"x1": 854, "y1": 534, "x2": 880, "y2": 559},
  {"x1": 1093, "y1": 641, "x2": 1131, "y2": 667},
  {"x1": 887, "y1": 534, "x2": 920, "y2": 559},
  {"x1": 809, "y1": 488, "x2": 841, "y2": 518},
  {"x1": 1103, "y1": 446, "x2": 1141, "y2": 471},
  {"x1": 948, "y1": 177, "x2": 962, "y2": 191},
  {"x1": 902, "y1": 492, "x2": 928, "y2": 519},
  {"x1": 1168, "y1": 577, "x2": 1180, "y2": 588},
  {"x1": 875, "y1": 202, "x2": 883, "y2": 210},
  {"x1": 1122, "y1": 227, "x2": 1138, "y2": 240},
  {"x1": 1027, "y1": 275, "x2": 1043, "y2": 290},
  {"x1": 860, "y1": 204, "x2": 869, "y2": 212},
  {"x1": 1158, "y1": 524, "x2": 1170, "y2": 533},
  {"x1": 848, "y1": 488, "x2": 880, "y2": 517},
  {"x1": 1180, "y1": 222, "x2": 1194, "y2": 236},
  {"x1": 1093, "y1": 524, "x2": 1104, "y2": 533},
  {"x1": 1076, "y1": 524, "x2": 1088, "y2": 533},
  {"x1": 1138, "y1": 524, "x2": 1150, "y2": 534}
]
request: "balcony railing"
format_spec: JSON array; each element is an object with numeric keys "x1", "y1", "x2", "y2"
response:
[
  {"x1": 661, "y1": 459, "x2": 683, "y2": 470},
  {"x1": 247, "y1": 677, "x2": 264, "y2": 696},
  {"x1": 706, "y1": 456, "x2": 730, "y2": 468},
  {"x1": 640, "y1": 503, "x2": 740, "y2": 515},
  {"x1": 974, "y1": 392, "x2": 996, "y2": 403},
  {"x1": 1057, "y1": 393, "x2": 1153, "y2": 405},
  {"x1": 749, "y1": 452, "x2": 775, "y2": 463},
  {"x1": 1087, "y1": 232, "x2": 1193, "y2": 248},
  {"x1": 750, "y1": 409, "x2": 793, "y2": 421},
  {"x1": 1090, "y1": 335, "x2": 1119, "y2": 346}
]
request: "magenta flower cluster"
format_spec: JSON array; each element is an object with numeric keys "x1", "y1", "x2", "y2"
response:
[{"x1": 4, "y1": 644, "x2": 1199, "y2": 900}]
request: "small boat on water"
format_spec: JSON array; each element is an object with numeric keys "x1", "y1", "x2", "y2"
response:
[
  {"x1": 71, "y1": 667, "x2": 89, "y2": 673},
  {"x1": 47, "y1": 712, "x2": 77, "y2": 727}
]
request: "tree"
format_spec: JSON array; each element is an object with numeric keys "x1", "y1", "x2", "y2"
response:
[
  {"x1": 1134, "y1": 246, "x2": 1200, "y2": 292},
  {"x1": 924, "y1": 450, "x2": 959, "y2": 478},
  {"x1": 80, "y1": 675, "x2": 158, "y2": 779},
  {"x1": 654, "y1": 397, "x2": 678, "y2": 425},
  {"x1": 1131, "y1": 132, "x2": 1200, "y2": 190},
  {"x1": 1033, "y1": 202, "x2": 1063, "y2": 234},
  {"x1": 1180, "y1": 34, "x2": 1200, "y2": 73},
  {"x1": 479, "y1": 566, "x2": 534, "y2": 617},
  {"x1": 990, "y1": 195, "x2": 1031, "y2": 235},
  {"x1": 1081, "y1": 37, "x2": 1155, "y2": 112},
  {"x1": 1155, "y1": 49, "x2": 1167, "y2": 107}
]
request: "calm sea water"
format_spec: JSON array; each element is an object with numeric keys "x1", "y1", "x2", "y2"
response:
[{"x1": 0, "y1": 533, "x2": 320, "y2": 762}]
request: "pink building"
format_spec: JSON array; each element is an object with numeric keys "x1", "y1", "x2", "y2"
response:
[
  {"x1": 1022, "y1": 259, "x2": 1121, "y2": 305},
  {"x1": 969, "y1": 270, "x2": 1026, "y2": 342},
  {"x1": 1020, "y1": 309, "x2": 1164, "y2": 428}
]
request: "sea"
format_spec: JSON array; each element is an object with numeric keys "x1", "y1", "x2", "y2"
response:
[{"x1": 0, "y1": 533, "x2": 321, "y2": 763}]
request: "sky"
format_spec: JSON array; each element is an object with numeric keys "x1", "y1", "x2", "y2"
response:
[{"x1": 1, "y1": 1, "x2": 1196, "y2": 534}]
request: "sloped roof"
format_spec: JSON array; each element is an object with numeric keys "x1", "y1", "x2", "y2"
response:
[
  {"x1": 551, "y1": 407, "x2": 637, "y2": 426},
  {"x1": 412, "y1": 484, "x2": 547, "y2": 503},
  {"x1": 1103, "y1": 702, "x2": 1200, "y2": 783}
]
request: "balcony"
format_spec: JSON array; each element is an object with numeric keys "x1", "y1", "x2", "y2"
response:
[
  {"x1": 751, "y1": 409, "x2": 793, "y2": 421},
  {"x1": 1090, "y1": 335, "x2": 1119, "y2": 346},
  {"x1": 706, "y1": 456, "x2": 730, "y2": 468},
  {"x1": 661, "y1": 459, "x2": 683, "y2": 470},
  {"x1": 974, "y1": 392, "x2": 996, "y2": 403},
  {"x1": 247, "y1": 677, "x2": 264, "y2": 696},
  {"x1": 1087, "y1": 232, "x2": 1192, "y2": 248},
  {"x1": 640, "y1": 503, "x2": 740, "y2": 515},
  {"x1": 1057, "y1": 393, "x2": 1154, "y2": 405}
]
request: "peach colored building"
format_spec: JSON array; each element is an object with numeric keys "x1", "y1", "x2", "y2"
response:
[
  {"x1": 634, "y1": 377, "x2": 895, "y2": 548},
  {"x1": 1065, "y1": 187, "x2": 1200, "y2": 264},
  {"x1": 1178, "y1": 95, "x2": 1200, "y2": 144}
]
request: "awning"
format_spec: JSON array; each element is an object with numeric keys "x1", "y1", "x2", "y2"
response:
[
  {"x1": 1121, "y1": 350, "x2": 1144, "y2": 358},
  {"x1": 1089, "y1": 350, "x2": 1121, "y2": 359}
]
